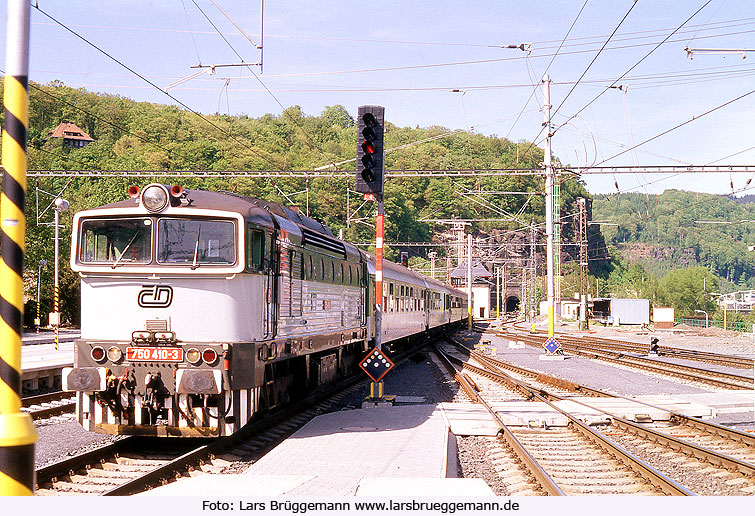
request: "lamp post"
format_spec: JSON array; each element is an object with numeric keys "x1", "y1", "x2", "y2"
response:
[
  {"x1": 52, "y1": 197, "x2": 68, "y2": 350},
  {"x1": 35, "y1": 259, "x2": 46, "y2": 333},
  {"x1": 694, "y1": 309, "x2": 709, "y2": 328}
]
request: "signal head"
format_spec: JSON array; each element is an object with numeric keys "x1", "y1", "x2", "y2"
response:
[
  {"x1": 362, "y1": 140, "x2": 376, "y2": 154},
  {"x1": 355, "y1": 105, "x2": 385, "y2": 195}
]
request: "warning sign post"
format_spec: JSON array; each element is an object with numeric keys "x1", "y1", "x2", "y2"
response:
[{"x1": 360, "y1": 347, "x2": 394, "y2": 382}]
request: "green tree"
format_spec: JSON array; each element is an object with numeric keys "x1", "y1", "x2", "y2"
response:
[{"x1": 657, "y1": 266, "x2": 718, "y2": 316}]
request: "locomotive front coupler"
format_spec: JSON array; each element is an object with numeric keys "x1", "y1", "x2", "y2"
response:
[{"x1": 144, "y1": 372, "x2": 170, "y2": 424}]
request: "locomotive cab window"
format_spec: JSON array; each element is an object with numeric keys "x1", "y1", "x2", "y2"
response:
[
  {"x1": 247, "y1": 228, "x2": 265, "y2": 271},
  {"x1": 157, "y1": 218, "x2": 235, "y2": 266},
  {"x1": 79, "y1": 218, "x2": 152, "y2": 265}
]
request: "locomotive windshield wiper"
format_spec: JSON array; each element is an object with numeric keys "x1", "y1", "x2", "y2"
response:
[
  {"x1": 191, "y1": 224, "x2": 201, "y2": 269},
  {"x1": 112, "y1": 229, "x2": 141, "y2": 269}
]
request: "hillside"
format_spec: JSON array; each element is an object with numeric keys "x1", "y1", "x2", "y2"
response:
[
  {"x1": 593, "y1": 190, "x2": 755, "y2": 288},
  {"x1": 0, "y1": 80, "x2": 593, "y2": 322}
]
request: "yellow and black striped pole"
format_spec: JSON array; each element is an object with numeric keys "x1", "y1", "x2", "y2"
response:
[{"x1": 0, "y1": 0, "x2": 36, "y2": 496}]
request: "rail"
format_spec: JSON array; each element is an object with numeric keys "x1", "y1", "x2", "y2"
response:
[
  {"x1": 432, "y1": 343, "x2": 565, "y2": 496},
  {"x1": 467, "y1": 347, "x2": 755, "y2": 479},
  {"x1": 438, "y1": 338, "x2": 692, "y2": 495}
]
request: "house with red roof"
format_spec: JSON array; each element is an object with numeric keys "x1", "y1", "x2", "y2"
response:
[{"x1": 46, "y1": 122, "x2": 94, "y2": 148}]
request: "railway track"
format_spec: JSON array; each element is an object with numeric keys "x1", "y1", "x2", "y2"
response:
[
  {"x1": 492, "y1": 328, "x2": 754, "y2": 390},
  {"x1": 439, "y1": 335, "x2": 755, "y2": 495},
  {"x1": 568, "y1": 334, "x2": 754, "y2": 369},
  {"x1": 22, "y1": 391, "x2": 76, "y2": 421},
  {"x1": 33, "y1": 340, "x2": 429, "y2": 495},
  {"x1": 489, "y1": 321, "x2": 755, "y2": 369},
  {"x1": 434, "y1": 342, "x2": 689, "y2": 496},
  {"x1": 35, "y1": 382, "x2": 364, "y2": 495}
]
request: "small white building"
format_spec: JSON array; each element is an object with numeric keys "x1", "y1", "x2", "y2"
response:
[
  {"x1": 450, "y1": 261, "x2": 493, "y2": 319},
  {"x1": 561, "y1": 300, "x2": 580, "y2": 320},
  {"x1": 539, "y1": 299, "x2": 581, "y2": 319},
  {"x1": 653, "y1": 306, "x2": 674, "y2": 329}
]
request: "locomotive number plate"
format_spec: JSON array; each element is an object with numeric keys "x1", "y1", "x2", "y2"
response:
[{"x1": 126, "y1": 347, "x2": 183, "y2": 362}]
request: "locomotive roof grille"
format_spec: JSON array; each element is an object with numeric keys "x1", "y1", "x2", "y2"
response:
[{"x1": 302, "y1": 228, "x2": 346, "y2": 257}]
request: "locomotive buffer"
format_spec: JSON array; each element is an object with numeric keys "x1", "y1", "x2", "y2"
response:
[{"x1": 360, "y1": 347, "x2": 395, "y2": 405}]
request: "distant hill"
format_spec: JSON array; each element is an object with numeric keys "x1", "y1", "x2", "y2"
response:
[
  {"x1": 593, "y1": 190, "x2": 755, "y2": 288},
  {"x1": 0, "y1": 80, "x2": 598, "y2": 322},
  {"x1": 729, "y1": 194, "x2": 755, "y2": 204}
]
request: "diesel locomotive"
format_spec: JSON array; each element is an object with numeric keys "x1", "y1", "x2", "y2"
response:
[{"x1": 63, "y1": 184, "x2": 467, "y2": 437}]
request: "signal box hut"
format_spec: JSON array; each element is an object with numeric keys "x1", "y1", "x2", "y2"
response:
[{"x1": 592, "y1": 298, "x2": 650, "y2": 326}]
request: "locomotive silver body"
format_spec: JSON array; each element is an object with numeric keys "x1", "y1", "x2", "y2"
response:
[{"x1": 63, "y1": 185, "x2": 466, "y2": 437}]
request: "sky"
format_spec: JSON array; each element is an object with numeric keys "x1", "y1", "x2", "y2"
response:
[{"x1": 3, "y1": 0, "x2": 755, "y2": 196}]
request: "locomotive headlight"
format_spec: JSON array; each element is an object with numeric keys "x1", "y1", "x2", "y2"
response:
[
  {"x1": 186, "y1": 348, "x2": 201, "y2": 365},
  {"x1": 141, "y1": 184, "x2": 169, "y2": 212},
  {"x1": 107, "y1": 346, "x2": 123, "y2": 363}
]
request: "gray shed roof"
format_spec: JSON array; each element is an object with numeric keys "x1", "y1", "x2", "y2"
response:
[{"x1": 449, "y1": 260, "x2": 492, "y2": 279}]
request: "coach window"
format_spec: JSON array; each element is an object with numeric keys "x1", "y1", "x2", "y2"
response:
[
  {"x1": 320, "y1": 258, "x2": 325, "y2": 280},
  {"x1": 247, "y1": 228, "x2": 264, "y2": 271},
  {"x1": 348, "y1": 265, "x2": 353, "y2": 285},
  {"x1": 330, "y1": 261, "x2": 335, "y2": 283}
]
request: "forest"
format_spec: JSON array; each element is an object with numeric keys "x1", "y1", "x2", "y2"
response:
[
  {"x1": 593, "y1": 190, "x2": 755, "y2": 319},
  {"x1": 0, "y1": 80, "x2": 590, "y2": 324},
  {"x1": 3, "y1": 81, "x2": 751, "y2": 323}
]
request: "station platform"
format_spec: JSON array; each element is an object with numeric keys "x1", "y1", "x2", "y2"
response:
[
  {"x1": 143, "y1": 403, "x2": 495, "y2": 497},
  {"x1": 21, "y1": 335, "x2": 76, "y2": 391},
  {"x1": 22, "y1": 329, "x2": 80, "y2": 346}
]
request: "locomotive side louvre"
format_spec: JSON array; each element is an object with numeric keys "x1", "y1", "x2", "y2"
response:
[{"x1": 64, "y1": 185, "x2": 466, "y2": 438}]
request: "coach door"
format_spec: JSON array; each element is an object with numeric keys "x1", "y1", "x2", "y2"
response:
[
  {"x1": 266, "y1": 231, "x2": 276, "y2": 338},
  {"x1": 424, "y1": 289, "x2": 430, "y2": 330}
]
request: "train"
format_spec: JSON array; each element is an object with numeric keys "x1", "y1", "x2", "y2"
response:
[{"x1": 62, "y1": 184, "x2": 468, "y2": 437}]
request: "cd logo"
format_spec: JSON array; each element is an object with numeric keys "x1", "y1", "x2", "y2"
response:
[{"x1": 138, "y1": 285, "x2": 173, "y2": 308}]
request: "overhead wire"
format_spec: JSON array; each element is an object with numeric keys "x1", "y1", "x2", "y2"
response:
[
  {"x1": 180, "y1": 0, "x2": 203, "y2": 64},
  {"x1": 0, "y1": 67, "x2": 172, "y2": 154},
  {"x1": 186, "y1": 25, "x2": 755, "y2": 80},
  {"x1": 515, "y1": 0, "x2": 640, "y2": 170},
  {"x1": 552, "y1": 0, "x2": 714, "y2": 136},
  {"x1": 30, "y1": 15, "x2": 755, "y2": 52},
  {"x1": 595, "y1": 85, "x2": 755, "y2": 166},
  {"x1": 0, "y1": 64, "x2": 178, "y2": 172},
  {"x1": 550, "y1": 1, "x2": 638, "y2": 120},
  {"x1": 32, "y1": 4, "x2": 281, "y2": 171},
  {"x1": 189, "y1": 0, "x2": 338, "y2": 171},
  {"x1": 505, "y1": 0, "x2": 589, "y2": 142}
]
